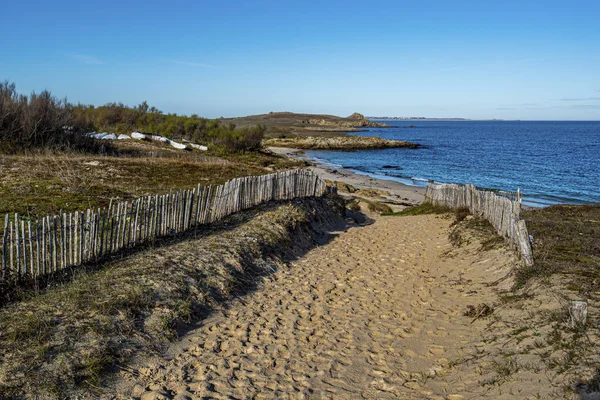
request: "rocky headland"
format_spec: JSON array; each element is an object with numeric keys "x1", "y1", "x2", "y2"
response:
[{"x1": 263, "y1": 135, "x2": 419, "y2": 150}]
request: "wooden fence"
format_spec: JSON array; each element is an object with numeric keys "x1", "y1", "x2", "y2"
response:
[
  {"x1": 1, "y1": 170, "x2": 328, "y2": 282},
  {"x1": 425, "y1": 183, "x2": 533, "y2": 266}
]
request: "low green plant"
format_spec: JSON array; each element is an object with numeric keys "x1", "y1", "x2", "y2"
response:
[
  {"x1": 382, "y1": 202, "x2": 453, "y2": 216},
  {"x1": 346, "y1": 200, "x2": 360, "y2": 212},
  {"x1": 518, "y1": 204, "x2": 600, "y2": 293},
  {"x1": 362, "y1": 198, "x2": 393, "y2": 213}
]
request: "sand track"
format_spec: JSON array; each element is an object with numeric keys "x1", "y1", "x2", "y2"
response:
[{"x1": 115, "y1": 213, "x2": 520, "y2": 399}]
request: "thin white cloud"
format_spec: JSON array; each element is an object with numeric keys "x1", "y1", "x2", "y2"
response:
[
  {"x1": 173, "y1": 60, "x2": 219, "y2": 69},
  {"x1": 559, "y1": 97, "x2": 600, "y2": 101},
  {"x1": 68, "y1": 54, "x2": 103, "y2": 65}
]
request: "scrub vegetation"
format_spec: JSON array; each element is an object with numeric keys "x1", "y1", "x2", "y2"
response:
[
  {"x1": 519, "y1": 204, "x2": 600, "y2": 294},
  {"x1": 0, "y1": 81, "x2": 265, "y2": 154}
]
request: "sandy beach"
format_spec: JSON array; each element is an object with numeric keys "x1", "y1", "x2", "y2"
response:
[
  {"x1": 115, "y1": 210, "x2": 568, "y2": 399},
  {"x1": 268, "y1": 146, "x2": 426, "y2": 208}
]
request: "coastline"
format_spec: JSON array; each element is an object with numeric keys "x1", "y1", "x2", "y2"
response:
[
  {"x1": 263, "y1": 135, "x2": 419, "y2": 150},
  {"x1": 268, "y1": 146, "x2": 425, "y2": 207}
]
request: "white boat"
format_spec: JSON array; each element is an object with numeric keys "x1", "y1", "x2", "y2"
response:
[
  {"x1": 168, "y1": 140, "x2": 187, "y2": 150},
  {"x1": 118, "y1": 134, "x2": 131, "y2": 140},
  {"x1": 151, "y1": 135, "x2": 168, "y2": 142},
  {"x1": 131, "y1": 132, "x2": 145, "y2": 140},
  {"x1": 189, "y1": 143, "x2": 208, "y2": 151}
]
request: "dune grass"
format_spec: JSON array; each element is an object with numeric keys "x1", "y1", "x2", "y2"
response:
[
  {"x1": 518, "y1": 204, "x2": 600, "y2": 293},
  {"x1": 381, "y1": 202, "x2": 454, "y2": 216}
]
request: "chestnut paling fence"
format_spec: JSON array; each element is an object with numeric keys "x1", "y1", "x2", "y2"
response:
[
  {"x1": 425, "y1": 183, "x2": 534, "y2": 266},
  {"x1": 1, "y1": 170, "x2": 329, "y2": 282}
]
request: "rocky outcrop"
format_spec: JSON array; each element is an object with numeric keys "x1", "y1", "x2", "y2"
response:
[
  {"x1": 348, "y1": 112, "x2": 365, "y2": 120},
  {"x1": 307, "y1": 117, "x2": 388, "y2": 129},
  {"x1": 264, "y1": 135, "x2": 420, "y2": 150}
]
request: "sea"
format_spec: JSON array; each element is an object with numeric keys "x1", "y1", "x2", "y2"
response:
[{"x1": 305, "y1": 120, "x2": 600, "y2": 207}]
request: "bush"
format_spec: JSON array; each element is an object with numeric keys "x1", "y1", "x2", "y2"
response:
[
  {"x1": 0, "y1": 81, "x2": 104, "y2": 154},
  {"x1": 214, "y1": 125, "x2": 265, "y2": 152},
  {"x1": 1, "y1": 81, "x2": 266, "y2": 154}
]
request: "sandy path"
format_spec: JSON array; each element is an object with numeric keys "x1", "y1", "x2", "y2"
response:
[{"x1": 117, "y1": 214, "x2": 517, "y2": 399}]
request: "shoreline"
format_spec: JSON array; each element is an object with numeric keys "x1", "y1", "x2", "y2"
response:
[
  {"x1": 270, "y1": 146, "x2": 594, "y2": 209},
  {"x1": 263, "y1": 135, "x2": 419, "y2": 150},
  {"x1": 268, "y1": 146, "x2": 425, "y2": 207}
]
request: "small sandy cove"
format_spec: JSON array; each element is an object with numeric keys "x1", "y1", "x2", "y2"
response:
[
  {"x1": 268, "y1": 146, "x2": 426, "y2": 208},
  {"x1": 113, "y1": 150, "x2": 568, "y2": 399}
]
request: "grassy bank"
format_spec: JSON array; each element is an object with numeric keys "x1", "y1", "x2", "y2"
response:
[
  {"x1": 0, "y1": 139, "x2": 303, "y2": 219},
  {"x1": 0, "y1": 196, "x2": 344, "y2": 398},
  {"x1": 519, "y1": 204, "x2": 600, "y2": 294}
]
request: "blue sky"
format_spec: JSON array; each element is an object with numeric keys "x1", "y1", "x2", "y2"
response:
[{"x1": 1, "y1": 0, "x2": 599, "y2": 120}]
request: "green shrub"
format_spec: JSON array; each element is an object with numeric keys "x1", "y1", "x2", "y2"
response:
[{"x1": 1, "y1": 81, "x2": 266, "y2": 154}]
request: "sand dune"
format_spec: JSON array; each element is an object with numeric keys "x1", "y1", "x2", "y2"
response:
[{"x1": 111, "y1": 209, "x2": 569, "y2": 399}]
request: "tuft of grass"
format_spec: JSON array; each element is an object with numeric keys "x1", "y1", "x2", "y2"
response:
[
  {"x1": 362, "y1": 198, "x2": 393, "y2": 213},
  {"x1": 382, "y1": 202, "x2": 453, "y2": 216},
  {"x1": 346, "y1": 200, "x2": 361, "y2": 212},
  {"x1": 493, "y1": 356, "x2": 520, "y2": 378},
  {"x1": 450, "y1": 207, "x2": 470, "y2": 226},
  {"x1": 354, "y1": 188, "x2": 389, "y2": 198},
  {"x1": 325, "y1": 180, "x2": 357, "y2": 194}
]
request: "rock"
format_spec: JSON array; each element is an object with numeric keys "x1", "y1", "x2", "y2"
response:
[
  {"x1": 403, "y1": 381, "x2": 421, "y2": 390},
  {"x1": 264, "y1": 136, "x2": 419, "y2": 150},
  {"x1": 131, "y1": 384, "x2": 145, "y2": 397},
  {"x1": 140, "y1": 391, "x2": 170, "y2": 400},
  {"x1": 348, "y1": 112, "x2": 365, "y2": 120},
  {"x1": 382, "y1": 165, "x2": 402, "y2": 170}
]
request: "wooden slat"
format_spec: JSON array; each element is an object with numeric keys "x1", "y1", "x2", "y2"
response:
[
  {"x1": 9, "y1": 221, "x2": 14, "y2": 277},
  {"x1": 28, "y1": 221, "x2": 33, "y2": 276},
  {"x1": 15, "y1": 214, "x2": 21, "y2": 278},
  {"x1": 2, "y1": 214, "x2": 7, "y2": 278},
  {"x1": 35, "y1": 220, "x2": 41, "y2": 278}
]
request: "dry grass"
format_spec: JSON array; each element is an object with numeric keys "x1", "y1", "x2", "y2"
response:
[
  {"x1": 324, "y1": 180, "x2": 357, "y2": 194},
  {"x1": 382, "y1": 202, "x2": 454, "y2": 216},
  {"x1": 354, "y1": 188, "x2": 390, "y2": 198},
  {"x1": 519, "y1": 205, "x2": 600, "y2": 294},
  {"x1": 362, "y1": 198, "x2": 393, "y2": 213},
  {"x1": 0, "y1": 140, "x2": 301, "y2": 220},
  {"x1": 0, "y1": 196, "x2": 345, "y2": 398}
]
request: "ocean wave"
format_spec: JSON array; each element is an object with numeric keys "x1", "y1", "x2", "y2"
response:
[{"x1": 410, "y1": 177, "x2": 432, "y2": 183}]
